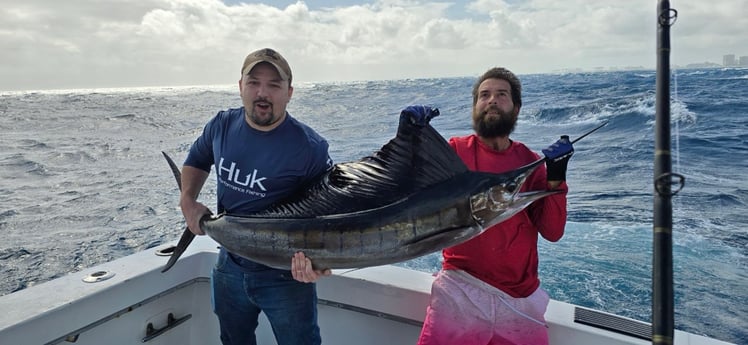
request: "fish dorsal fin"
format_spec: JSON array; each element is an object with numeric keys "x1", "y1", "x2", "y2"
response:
[
  {"x1": 260, "y1": 106, "x2": 469, "y2": 217},
  {"x1": 330, "y1": 106, "x2": 467, "y2": 193}
]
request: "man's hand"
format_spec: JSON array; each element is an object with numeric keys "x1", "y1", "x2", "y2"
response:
[
  {"x1": 399, "y1": 105, "x2": 440, "y2": 127},
  {"x1": 291, "y1": 252, "x2": 331, "y2": 283},
  {"x1": 542, "y1": 135, "x2": 574, "y2": 185},
  {"x1": 179, "y1": 197, "x2": 211, "y2": 235}
]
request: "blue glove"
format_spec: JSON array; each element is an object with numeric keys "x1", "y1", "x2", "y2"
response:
[
  {"x1": 399, "y1": 105, "x2": 440, "y2": 127},
  {"x1": 542, "y1": 135, "x2": 574, "y2": 181}
]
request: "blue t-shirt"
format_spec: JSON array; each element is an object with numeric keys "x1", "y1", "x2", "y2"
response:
[{"x1": 185, "y1": 107, "x2": 332, "y2": 215}]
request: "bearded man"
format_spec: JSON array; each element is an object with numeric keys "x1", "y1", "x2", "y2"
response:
[{"x1": 417, "y1": 67, "x2": 574, "y2": 345}]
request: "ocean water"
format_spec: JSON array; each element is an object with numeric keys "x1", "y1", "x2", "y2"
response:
[{"x1": 1, "y1": 68, "x2": 746, "y2": 344}]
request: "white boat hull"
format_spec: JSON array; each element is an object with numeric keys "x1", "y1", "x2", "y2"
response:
[{"x1": 0, "y1": 236, "x2": 734, "y2": 345}]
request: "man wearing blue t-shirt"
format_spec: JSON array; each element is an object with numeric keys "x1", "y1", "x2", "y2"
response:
[{"x1": 180, "y1": 48, "x2": 333, "y2": 345}]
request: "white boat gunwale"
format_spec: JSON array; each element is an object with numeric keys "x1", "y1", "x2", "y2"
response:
[{"x1": 0, "y1": 236, "x2": 734, "y2": 345}]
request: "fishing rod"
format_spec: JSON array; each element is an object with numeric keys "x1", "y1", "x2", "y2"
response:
[
  {"x1": 525, "y1": 120, "x2": 609, "y2": 172},
  {"x1": 571, "y1": 120, "x2": 609, "y2": 144},
  {"x1": 653, "y1": 1, "x2": 682, "y2": 344}
]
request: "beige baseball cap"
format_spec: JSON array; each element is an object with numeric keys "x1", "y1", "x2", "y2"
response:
[{"x1": 241, "y1": 48, "x2": 292, "y2": 83}]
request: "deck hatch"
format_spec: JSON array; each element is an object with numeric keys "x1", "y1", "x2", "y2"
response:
[
  {"x1": 44, "y1": 278, "x2": 208, "y2": 345},
  {"x1": 574, "y1": 306, "x2": 652, "y2": 341}
]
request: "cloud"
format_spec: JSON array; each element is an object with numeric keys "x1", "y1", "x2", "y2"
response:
[{"x1": 0, "y1": 0, "x2": 745, "y2": 91}]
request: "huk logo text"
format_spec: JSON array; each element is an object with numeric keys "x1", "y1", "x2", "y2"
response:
[{"x1": 217, "y1": 157, "x2": 267, "y2": 192}]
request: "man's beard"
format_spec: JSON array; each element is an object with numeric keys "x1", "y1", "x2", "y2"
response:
[
  {"x1": 248, "y1": 100, "x2": 282, "y2": 127},
  {"x1": 473, "y1": 106, "x2": 517, "y2": 138}
]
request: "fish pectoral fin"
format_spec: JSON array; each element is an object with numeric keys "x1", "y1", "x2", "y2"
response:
[{"x1": 402, "y1": 226, "x2": 480, "y2": 252}]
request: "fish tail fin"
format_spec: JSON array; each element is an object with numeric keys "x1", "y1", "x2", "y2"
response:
[
  {"x1": 162, "y1": 151, "x2": 183, "y2": 190},
  {"x1": 160, "y1": 151, "x2": 194, "y2": 273},
  {"x1": 161, "y1": 227, "x2": 195, "y2": 273}
]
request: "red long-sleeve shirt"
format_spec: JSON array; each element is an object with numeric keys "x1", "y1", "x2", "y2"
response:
[{"x1": 442, "y1": 135, "x2": 568, "y2": 298}]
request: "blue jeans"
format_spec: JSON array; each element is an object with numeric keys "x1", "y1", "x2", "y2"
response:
[{"x1": 211, "y1": 249, "x2": 321, "y2": 345}]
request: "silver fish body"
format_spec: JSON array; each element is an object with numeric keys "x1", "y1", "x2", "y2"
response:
[{"x1": 201, "y1": 159, "x2": 558, "y2": 270}]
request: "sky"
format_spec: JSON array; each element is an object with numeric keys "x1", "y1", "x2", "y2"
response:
[{"x1": 1, "y1": 0, "x2": 746, "y2": 91}]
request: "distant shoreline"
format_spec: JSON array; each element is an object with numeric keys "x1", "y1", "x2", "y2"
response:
[
  {"x1": 2, "y1": 66, "x2": 746, "y2": 94},
  {"x1": 551, "y1": 64, "x2": 746, "y2": 74}
]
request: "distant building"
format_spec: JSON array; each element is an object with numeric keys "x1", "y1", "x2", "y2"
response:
[
  {"x1": 723, "y1": 54, "x2": 736, "y2": 66},
  {"x1": 740, "y1": 56, "x2": 748, "y2": 67}
]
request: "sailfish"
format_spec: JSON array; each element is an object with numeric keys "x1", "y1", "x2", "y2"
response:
[{"x1": 161, "y1": 106, "x2": 574, "y2": 272}]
